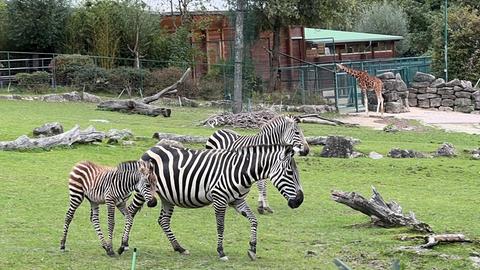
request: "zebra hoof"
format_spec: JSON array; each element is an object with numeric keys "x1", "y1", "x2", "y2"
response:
[
  {"x1": 264, "y1": 207, "x2": 274, "y2": 214},
  {"x1": 181, "y1": 250, "x2": 190, "y2": 255},
  {"x1": 60, "y1": 247, "x2": 66, "y2": 252},
  {"x1": 247, "y1": 250, "x2": 256, "y2": 261},
  {"x1": 257, "y1": 207, "x2": 265, "y2": 215},
  {"x1": 219, "y1": 256, "x2": 229, "y2": 261},
  {"x1": 118, "y1": 246, "x2": 128, "y2": 255}
]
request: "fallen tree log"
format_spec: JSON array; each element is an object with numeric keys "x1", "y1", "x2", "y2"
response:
[
  {"x1": 297, "y1": 114, "x2": 358, "y2": 127},
  {"x1": 331, "y1": 186, "x2": 433, "y2": 233},
  {"x1": 152, "y1": 132, "x2": 208, "y2": 144},
  {"x1": 97, "y1": 68, "x2": 191, "y2": 117},
  {"x1": 0, "y1": 125, "x2": 81, "y2": 150},
  {"x1": 202, "y1": 110, "x2": 278, "y2": 129},
  {"x1": 97, "y1": 100, "x2": 171, "y2": 117},
  {"x1": 77, "y1": 126, "x2": 106, "y2": 143}
]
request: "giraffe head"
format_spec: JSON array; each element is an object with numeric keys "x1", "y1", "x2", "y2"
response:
[{"x1": 336, "y1": 63, "x2": 345, "y2": 70}]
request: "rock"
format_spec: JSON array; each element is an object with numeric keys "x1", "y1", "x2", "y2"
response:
[
  {"x1": 320, "y1": 136, "x2": 361, "y2": 158},
  {"x1": 439, "y1": 106, "x2": 453, "y2": 111},
  {"x1": 377, "y1": 72, "x2": 395, "y2": 80},
  {"x1": 436, "y1": 142, "x2": 456, "y2": 157},
  {"x1": 453, "y1": 86, "x2": 463, "y2": 92},
  {"x1": 442, "y1": 94, "x2": 457, "y2": 99},
  {"x1": 430, "y1": 98, "x2": 442, "y2": 107},
  {"x1": 454, "y1": 105, "x2": 474, "y2": 113},
  {"x1": 180, "y1": 97, "x2": 199, "y2": 107},
  {"x1": 475, "y1": 101, "x2": 480, "y2": 110},
  {"x1": 156, "y1": 139, "x2": 185, "y2": 148},
  {"x1": 62, "y1": 92, "x2": 82, "y2": 102},
  {"x1": 408, "y1": 98, "x2": 418, "y2": 107},
  {"x1": 408, "y1": 92, "x2": 417, "y2": 99},
  {"x1": 388, "y1": 148, "x2": 426, "y2": 158},
  {"x1": 417, "y1": 93, "x2": 439, "y2": 100},
  {"x1": 445, "y1": 79, "x2": 462, "y2": 87},
  {"x1": 305, "y1": 250, "x2": 318, "y2": 257},
  {"x1": 441, "y1": 99, "x2": 454, "y2": 107},
  {"x1": 384, "y1": 92, "x2": 399, "y2": 102},
  {"x1": 408, "y1": 87, "x2": 418, "y2": 94},
  {"x1": 82, "y1": 92, "x2": 102, "y2": 103},
  {"x1": 430, "y1": 78, "x2": 446, "y2": 88},
  {"x1": 455, "y1": 91, "x2": 471, "y2": 98},
  {"x1": 383, "y1": 124, "x2": 399, "y2": 133},
  {"x1": 455, "y1": 98, "x2": 472, "y2": 106},
  {"x1": 418, "y1": 99, "x2": 430, "y2": 108},
  {"x1": 471, "y1": 110, "x2": 480, "y2": 114},
  {"x1": 42, "y1": 94, "x2": 66, "y2": 102},
  {"x1": 369, "y1": 151, "x2": 383, "y2": 159},
  {"x1": 413, "y1": 72, "x2": 436, "y2": 83},
  {"x1": 33, "y1": 122, "x2": 64, "y2": 137},
  {"x1": 298, "y1": 105, "x2": 317, "y2": 114},
  {"x1": 472, "y1": 91, "x2": 480, "y2": 102},
  {"x1": 122, "y1": 140, "x2": 135, "y2": 146},
  {"x1": 385, "y1": 102, "x2": 404, "y2": 113},
  {"x1": 89, "y1": 119, "x2": 110, "y2": 123},
  {"x1": 437, "y1": 88, "x2": 455, "y2": 95},
  {"x1": 471, "y1": 149, "x2": 480, "y2": 160},
  {"x1": 411, "y1": 81, "x2": 431, "y2": 88},
  {"x1": 461, "y1": 80, "x2": 473, "y2": 89},
  {"x1": 426, "y1": 87, "x2": 437, "y2": 93},
  {"x1": 106, "y1": 129, "x2": 134, "y2": 142},
  {"x1": 417, "y1": 88, "x2": 427, "y2": 94}
]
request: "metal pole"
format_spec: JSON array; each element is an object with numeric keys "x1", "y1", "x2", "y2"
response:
[
  {"x1": 131, "y1": 248, "x2": 137, "y2": 270},
  {"x1": 444, "y1": 0, "x2": 448, "y2": 81}
]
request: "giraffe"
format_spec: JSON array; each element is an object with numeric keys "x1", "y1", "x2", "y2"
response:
[{"x1": 336, "y1": 63, "x2": 384, "y2": 116}]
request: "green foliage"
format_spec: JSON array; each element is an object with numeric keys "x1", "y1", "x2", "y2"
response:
[
  {"x1": 0, "y1": 0, "x2": 7, "y2": 50},
  {"x1": 6, "y1": 0, "x2": 69, "y2": 52},
  {"x1": 51, "y1": 54, "x2": 95, "y2": 85},
  {"x1": 15, "y1": 71, "x2": 50, "y2": 92},
  {"x1": 431, "y1": 4, "x2": 480, "y2": 81},
  {"x1": 354, "y1": 1, "x2": 411, "y2": 55},
  {"x1": 107, "y1": 66, "x2": 148, "y2": 95}
]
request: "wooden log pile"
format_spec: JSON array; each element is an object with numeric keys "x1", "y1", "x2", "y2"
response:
[{"x1": 202, "y1": 110, "x2": 278, "y2": 129}]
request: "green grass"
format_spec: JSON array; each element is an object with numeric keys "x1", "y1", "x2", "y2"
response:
[{"x1": 1, "y1": 99, "x2": 479, "y2": 269}]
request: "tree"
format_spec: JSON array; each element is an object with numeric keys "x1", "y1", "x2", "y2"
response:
[
  {"x1": 0, "y1": 0, "x2": 7, "y2": 50},
  {"x1": 431, "y1": 4, "x2": 480, "y2": 81},
  {"x1": 354, "y1": 1, "x2": 411, "y2": 56},
  {"x1": 232, "y1": 0, "x2": 245, "y2": 113},
  {"x1": 6, "y1": 0, "x2": 69, "y2": 52}
]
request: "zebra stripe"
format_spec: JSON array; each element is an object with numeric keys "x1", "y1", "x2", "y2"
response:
[
  {"x1": 205, "y1": 115, "x2": 309, "y2": 214},
  {"x1": 125, "y1": 144, "x2": 303, "y2": 260},
  {"x1": 60, "y1": 160, "x2": 157, "y2": 256}
]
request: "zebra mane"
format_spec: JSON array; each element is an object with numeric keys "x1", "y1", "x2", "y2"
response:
[
  {"x1": 227, "y1": 143, "x2": 294, "y2": 153},
  {"x1": 259, "y1": 115, "x2": 296, "y2": 133},
  {"x1": 116, "y1": 160, "x2": 143, "y2": 170}
]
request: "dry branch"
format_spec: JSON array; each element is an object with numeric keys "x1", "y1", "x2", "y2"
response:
[
  {"x1": 331, "y1": 186, "x2": 433, "y2": 233},
  {"x1": 140, "y1": 68, "x2": 191, "y2": 104},
  {"x1": 202, "y1": 110, "x2": 278, "y2": 129},
  {"x1": 152, "y1": 132, "x2": 208, "y2": 144},
  {"x1": 297, "y1": 114, "x2": 358, "y2": 127}
]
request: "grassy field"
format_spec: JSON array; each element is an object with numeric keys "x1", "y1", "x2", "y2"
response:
[{"x1": 1, "y1": 99, "x2": 479, "y2": 269}]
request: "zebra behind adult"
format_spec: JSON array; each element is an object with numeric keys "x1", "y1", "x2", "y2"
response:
[
  {"x1": 60, "y1": 160, "x2": 158, "y2": 256},
  {"x1": 205, "y1": 115, "x2": 309, "y2": 214},
  {"x1": 123, "y1": 144, "x2": 303, "y2": 261}
]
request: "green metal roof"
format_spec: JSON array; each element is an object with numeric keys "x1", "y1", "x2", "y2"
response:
[{"x1": 305, "y1": 28, "x2": 403, "y2": 43}]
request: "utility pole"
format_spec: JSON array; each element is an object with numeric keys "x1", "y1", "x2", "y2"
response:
[
  {"x1": 232, "y1": 0, "x2": 245, "y2": 114},
  {"x1": 444, "y1": 0, "x2": 448, "y2": 81}
]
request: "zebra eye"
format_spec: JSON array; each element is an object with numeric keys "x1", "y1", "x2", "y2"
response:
[{"x1": 146, "y1": 183, "x2": 151, "y2": 188}]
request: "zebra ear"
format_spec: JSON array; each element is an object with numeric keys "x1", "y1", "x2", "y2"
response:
[
  {"x1": 148, "y1": 160, "x2": 155, "y2": 172},
  {"x1": 285, "y1": 145, "x2": 295, "y2": 157}
]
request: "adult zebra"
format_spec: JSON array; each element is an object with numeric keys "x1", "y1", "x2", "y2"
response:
[
  {"x1": 205, "y1": 115, "x2": 309, "y2": 214},
  {"x1": 123, "y1": 144, "x2": 303, "y2": 261},
  {"x1": 60, "y1": 160, "x2": 158, "y2": 256}
]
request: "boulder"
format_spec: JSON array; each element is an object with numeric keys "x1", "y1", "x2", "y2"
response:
[
  {"x1": 454, "y1": 105, "x2": 474, "y2": 113},
  {"x1": 455, "y1": 91, "x2": 472, "y2": 98},
  {"x1": 408, "y1": 87, "x2": 418, "y2": 94},
  {"x1": 425, "y1": 87, "x2": 437, "y2": 93},
  {"x1": 430, "y1": 98, "x2": 442, "y2": 107},
  {"x1": 455, "y1": 98, "x2": 472, "y2": 106},
  {"x1": 442, "y1": 94, "x2": 457, "y2": 100},
  {"x1": 437, "y1": 88, "x2": 455, "y2": 95},
  {"x1": 411, "y1": 81, "x2": 431, "y2": 88},
  {"x1": 388, "y1": 148, "x2": 426, "y2": 158},
  {"x1": 445, "y1": 79, "x2": 462, "y2": 87},
  {"x1": 320, "y1": 136, "x2": 361, "y2": 158},
  {"x1": 408, "y1": 98, "x2": 418, "y2": 107},
  {"x1": 417, "y1": 93, "x2": 439, "y2": 100},
  {"x1": 417, "y1": 88, "x2": 427, "y2": 94},
  {"x1": 82, "y1": 92, "x2": 102, "y2": 103},
  {"x1": 475, "y1": 101, "x2": 480, "y2": 110},
  {"x1": 418, "y1": 99, "x2": 430, "y2": 108},
  {"x1": 430, "y1": 78, "x2": 446, "y2": 88},
  {"x1": 413, "y1": 72, "x2": 436, "y2": 83},
  {"x1": 377, "y1": 72, "x2": 395, "y2": 80},
  {"x1": 384, "y1": 92, "x2": 399, "y2": 102},
  {"x1": 106, "y1": 129, "x2": 134, "y2": 144},
  {"x1": 441, "y1": 99, "x2": 454, "y2": 107},
  {"x1": 156, "y1": 139, "x2": 185, "y2": 148},
  {"x1": 383, "y1": 124, "x2": 399, "y2": 133},
  {"x1": 461, "y1": 80, "x2": 473, "y2": 89},
  {"x1": 385, "y1": 102, "x2": 404, "y2": 113},
  {"x1": 33, "y1": 122, "x2": 64, "y2": 137},
  {"x1": 471, "y1": 148, "x2": 480, "y2": 160},
  {"x1": 472, "y1": 91, "x2": 480, "y2": 102},
  {"x1": 369, "y1": 152, "x2": 383, "y2": 159},
  {"x1": 62, "y1": 92, "x2": 82, "y2": 102},
  {"x1": 453, "y1": 86, "x2": 463, "y2": 92},
  {"x1": 42, "y1": 94, "x2": 66, "y2": 102},
  {"x1": 435, "y1": 142, "x2": 456, "y2": 157}
]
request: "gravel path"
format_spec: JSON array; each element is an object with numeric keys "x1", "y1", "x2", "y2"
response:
[{"x1": 341, "y1": 107, "x2": 480, "y2": 134}]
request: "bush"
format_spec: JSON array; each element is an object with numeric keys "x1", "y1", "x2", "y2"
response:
[
  {"x1": 51, "y1": 54, "x2": 94, "y2": 85},
  {"x1": 197, "y1": 76, "x2": 226, "y2": 100},
  {"x1": 107, "y1": 67, "x2": 150, "y2": 96},
  {"x1": 71, "y1": 65, "x2": 109, "y2": 92},
  {"x1": 15, "y1": 71, "x2": 50, "y2": 93},
  {"x1": 144, "y1": 67, "x2": 198, "y2": 98}
]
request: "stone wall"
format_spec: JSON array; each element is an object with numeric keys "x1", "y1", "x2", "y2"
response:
[
  {"x1": 408, "y1": 72, "x2": 480, "y2": 113},
  {"x1": 375, "y1": 72, "x2": 409, "y2": 113}
]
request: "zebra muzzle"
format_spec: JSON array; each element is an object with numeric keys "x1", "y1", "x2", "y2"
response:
[
  {"x1": 147, "y1": 198, "x2": 158, "y2": 207},
  {"x1": 287, "y1": 190, "x2": 304, "y2": 209}
]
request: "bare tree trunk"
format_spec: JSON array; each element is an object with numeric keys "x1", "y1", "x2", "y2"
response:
[
  {"x1": 268, "y1": 22, "x2": 281, "y2": 93},
  {"x1": 233, "y1": 0, "x2": 245, "y2": 114}
]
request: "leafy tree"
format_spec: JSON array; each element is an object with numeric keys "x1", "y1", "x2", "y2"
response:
[
  {"x1": 354, "y1": 1, "x2": 411, "y2": 56},
  {"x1": 431, "y1": 4, "x2": 480, "y2": 81},
  {"x1": 0, "y1": 0, "x2": 7, "y2": 50},
  {"x1": 6, "y1": 0, "x2": 69, "y2": 52}
]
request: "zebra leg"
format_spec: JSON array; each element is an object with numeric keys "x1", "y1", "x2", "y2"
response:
[
  {"x1": 89, "y1": 203, "x2": 112, "y2": 256},
  {"x1": 158, "y1": 202, "x2": 189, "y2": 255},
  {"x1": 60, "y1": 194, "x2": 84, "y2": 251},
  {"x1": 127, "y1": 192, "x2": 145, "y2": 218},
  {"x1": 118, "y1": 202, "x2": 132, "y2": 255},
  {"x1": 232, "y1": 200, "x2": 258, "y2": 261},
  {"x1": 105, "y1": 199, "x2": 116, "y2": 257},
  {"x1": 213, "y1": 199, "x2": 228, "y2": 261},
  {"x1": 256, "y1": 179, "x2": 273, "y2": 214}
]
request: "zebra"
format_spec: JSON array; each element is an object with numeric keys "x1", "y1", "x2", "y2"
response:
[
  {"x1": 60, "y1": 160, "x2": 158, "y2": 256},
  {"x1": 122, "y1": 144, "x2": 303, "y2": 261},
  {"x1": 205, "y1": 115, "x2": 309, "y2": 214}
]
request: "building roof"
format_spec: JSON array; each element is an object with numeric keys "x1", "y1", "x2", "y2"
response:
[{"x1": 305, "y1": 28, "x2": 403, "y2": 44}]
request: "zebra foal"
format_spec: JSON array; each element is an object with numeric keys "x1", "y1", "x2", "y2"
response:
[
  {"x1": 60, "y1": 160, "x2": 158, "y2": 256},
  {"x1": 205, "y1": 115, "x2": 309, "y2": 214},
  {"x1": 124, "y1": 144, "x2": 304, "y2": 260}
]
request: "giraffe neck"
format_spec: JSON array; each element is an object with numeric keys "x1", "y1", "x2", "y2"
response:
[{"x1": 340, "y1": 66, "x2": 364, "y2": 79}]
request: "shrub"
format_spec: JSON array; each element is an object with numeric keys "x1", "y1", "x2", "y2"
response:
[
  {"x1": 15, "y1": 71, "x2": 50, "y2": 93},
  {"x1": 144, "y1": 67, "x2": 198, "y2": 98},
  {"x1": 197, "y1": 76, "x2": 226, "y2": 100},
  {"x1": 71, "y1": 65, "x2": 109, "y2": 92},
  {"x1": 107, "y1": 67, "x2": 150, "y2": 96},
  {"x1": 51, "y1": 54, "x2": 94, "y2": 85}
]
